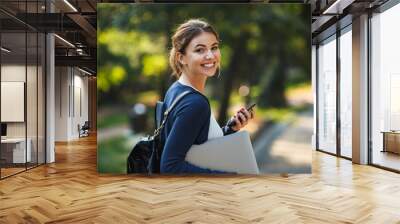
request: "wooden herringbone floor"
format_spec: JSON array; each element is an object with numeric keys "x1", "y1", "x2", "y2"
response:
[{"x1": 1, "y1": 134, "x2": 400, "y2": 223}]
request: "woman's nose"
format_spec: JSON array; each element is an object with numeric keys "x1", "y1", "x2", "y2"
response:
[{"x1": 205, "y1": 50, "x2": 215, "y2": 59}]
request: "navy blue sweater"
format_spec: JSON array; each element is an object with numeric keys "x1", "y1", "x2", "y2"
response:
[{"x1": 160, "y1": 81, "x2": 236, "y2": 174}]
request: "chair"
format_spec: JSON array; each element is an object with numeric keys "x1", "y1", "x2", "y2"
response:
[{"x1": 79, "y1": 121, "x2": 90, "y2": 138}]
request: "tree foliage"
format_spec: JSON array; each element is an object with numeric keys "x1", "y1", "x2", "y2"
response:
[{"x1": 98, "y1": 3, "x2": 311, "y2": 122}]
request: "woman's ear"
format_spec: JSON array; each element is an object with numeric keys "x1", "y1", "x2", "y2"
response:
[{"x1": 178, "y1": 52, "x2": 186, "y2": 66}]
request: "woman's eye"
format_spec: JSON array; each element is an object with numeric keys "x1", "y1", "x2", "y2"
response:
[
  {"x1": 212, "y1": 46, "x2": 219, "y2": 51},
  {"x1": 195, "y1": 48, "x2": 205, "y2": 53}
]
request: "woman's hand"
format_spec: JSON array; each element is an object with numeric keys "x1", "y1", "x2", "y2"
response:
[{"x1": 229, "y1": 107, "x2": 254, "y2": 131}]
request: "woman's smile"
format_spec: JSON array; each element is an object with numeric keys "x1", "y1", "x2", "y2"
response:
[
  {"x1": 181, "y1": 32, "x2": 221, "y2": 78},
  {"x1": 199, "y1": 61, "x2": 217, "y2": 75},
  {"x1": 201, "y1": 62, "x2": 216, "y2": 68}
]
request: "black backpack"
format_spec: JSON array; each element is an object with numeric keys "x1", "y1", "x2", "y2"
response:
[{"x1": 127, "y1": 90, "x2": 192, "y2": 174}]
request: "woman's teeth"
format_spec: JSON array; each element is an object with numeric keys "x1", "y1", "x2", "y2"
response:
[{"x1": 202, "y1": 63, "x2": 214, "y2": 68}]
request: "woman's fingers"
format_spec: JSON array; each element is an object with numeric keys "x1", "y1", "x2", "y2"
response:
[
  {"x1": 231, "y1": 107, "x2": 255, "y2": 131},
  {"x1": 231, "y1": 116, "x2": 241, "y2": 131},
  {"x1": 238, "y1": 112, "x2": 247, "y2": 126},
  {"x1": 241, "y1": 108, "x2": 251, "y2": 120},
  {"x1": 234, "y1": 115, "x2": 243, "y2": 127}
]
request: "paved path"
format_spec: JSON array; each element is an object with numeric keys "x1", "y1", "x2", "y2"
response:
[
  {"x1": 253, "y1": 109, "x2": 313, "y2": 173},
  {"x1": 98, "y1": 108, "x2": 314, "y2": 174}
]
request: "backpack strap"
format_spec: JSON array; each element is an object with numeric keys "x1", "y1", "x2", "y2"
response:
[
  {"x1": 155, "y1": 101, "x2": 164, "y2": 128},
  {"x1": 153, "y1": 90, "x2": 192, "y2": 136}
]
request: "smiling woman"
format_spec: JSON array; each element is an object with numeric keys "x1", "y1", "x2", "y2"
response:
[
  {"x1": 98, "y1": 4, "x2": 312, "y2": 175},
  {"x1": 157, "y1": 19, "x2": 255, "y2": 174}
]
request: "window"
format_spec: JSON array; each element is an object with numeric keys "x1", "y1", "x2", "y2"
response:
[
  {"x1": 339, "y1": 27, "x2": 352, "y2": 158},
  {"x1": 317, "y1": 35, "x2": 337, "y2": 154},
  {"x1": 0, "y1": 1, "x2": 46, "y2": 179},
  {"x1": 371, "y1": 3, "x2": 400, "y2": 171}
]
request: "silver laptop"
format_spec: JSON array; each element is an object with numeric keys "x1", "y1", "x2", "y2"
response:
[{"x1": 185, "y1": 131, "x2": 259, "y2": 174}]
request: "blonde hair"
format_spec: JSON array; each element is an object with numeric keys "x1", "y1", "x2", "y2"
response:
[{"x1": 169, "y1": 19, "x2": 220, "y2": 78}]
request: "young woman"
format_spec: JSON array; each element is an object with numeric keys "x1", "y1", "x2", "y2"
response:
[{"x1": 160, "y1": 19, "x2": 254, "y2": 174}]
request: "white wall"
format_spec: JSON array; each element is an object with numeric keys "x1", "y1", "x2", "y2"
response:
[
  {"x1": 1, "y1": 82, "x2": 25, "y2": 122},
  {"x1": 55, "y1": 67, "x2": 89, "y2": 141},
  {"x1": 55, "y1": 66, "x2": 69, "y2": 141},
  {"x1": 1, "y1": 65, "x2": 26, "y2": 81},
  {"x1": 1, "y1": 63, "x2": 46, "y2": 164},
  {"x1": 1, "y1": 65, "x2": 28, "y2": 138}
]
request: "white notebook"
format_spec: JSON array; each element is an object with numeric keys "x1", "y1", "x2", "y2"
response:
[{"x1": 185, "y1": 131, "x2": 259, "y2": 174}]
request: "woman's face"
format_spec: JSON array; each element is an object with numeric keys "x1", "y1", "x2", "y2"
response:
[{"x1": 180, "y1": 32, "x2": 221, "y2": 78}]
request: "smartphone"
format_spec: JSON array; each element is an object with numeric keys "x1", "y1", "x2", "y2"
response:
[
  {"x1": 227, "y1": 103, "x2": 256, "y2": 127},
  {"x1": 246, "y1": 103, "x2": 256, "y2": 112}
]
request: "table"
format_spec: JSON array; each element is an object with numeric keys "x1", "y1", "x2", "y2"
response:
[
  {"x1": 381, "y1": 131, "x2": 400, "y2": 154},
  {"x1": 1, "y1": 138, "x2": 31, "y2": 163}
]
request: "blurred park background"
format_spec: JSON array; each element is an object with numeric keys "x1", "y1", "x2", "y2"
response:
[{"x1": 97, "y1": 3, "x2": 312, "y2": 174}]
